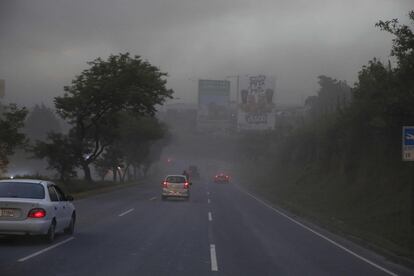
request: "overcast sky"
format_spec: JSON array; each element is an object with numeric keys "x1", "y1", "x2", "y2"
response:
[{"x1": 0, "y1": 0, "x2": 412, "y2": 107}]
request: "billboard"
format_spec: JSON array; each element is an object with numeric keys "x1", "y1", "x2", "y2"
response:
[
  {"x1": 237, "y1": 75, "x2": 275, "y2": 130},
  {"x1": 0, "y1": 79, "x2": 4, "y2": 98},
  {"x1": 198, "y1": 80, "x2": 230, "y2": 121}
]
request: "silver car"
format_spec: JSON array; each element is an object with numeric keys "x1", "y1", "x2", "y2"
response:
[
  {"x1": 161, "y1": 175, "x2": 190, "y2": 200},
  {"x1": 0, "y1": 179, "x2": 76, "y2": 242}
]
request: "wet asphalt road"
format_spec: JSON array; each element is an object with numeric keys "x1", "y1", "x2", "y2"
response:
[{"x1": 0, "y1": 176, "x2": 413, "y2": 276}]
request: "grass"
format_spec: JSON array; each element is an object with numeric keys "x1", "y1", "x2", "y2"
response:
[
  {"x1": 59, "y1": 180, "x2": 144, "y2": 199},
  {"x1": 0, "y1": 175, "x2": 145, "y2": 200}
]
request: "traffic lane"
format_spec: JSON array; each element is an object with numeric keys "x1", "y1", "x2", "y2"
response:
[
  {"x1": 2, "y1": 178, "x2": 211, "y2": 276},
  {"x1": 0, "y1": 181, "x2": 160, "y2": 269},
  {"x1": 208, "y1": 181, "x2": 409, "y2": 276}
]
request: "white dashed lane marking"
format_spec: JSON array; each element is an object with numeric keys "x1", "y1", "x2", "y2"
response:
[
  {"x1": 118, "y1": 208, "x2": 134, "y2": 217},
  {"x1": 210, "y1": 244, "x2": 218, "y2": 271},
  {"x1": 18, "y1": 237, "x2": 75, "y2": 262}
]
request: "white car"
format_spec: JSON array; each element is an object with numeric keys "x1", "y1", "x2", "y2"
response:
[
  {"x1": 161, "y1": 175, "x2": 190, "y2": 200},
  {"x1": 0, "y1": 179, "x2": 76, "y2": 242}
]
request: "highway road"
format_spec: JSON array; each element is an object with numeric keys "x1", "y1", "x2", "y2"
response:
[{"x1": 0, "y1": 175, "x2": 413, "y2": 276}]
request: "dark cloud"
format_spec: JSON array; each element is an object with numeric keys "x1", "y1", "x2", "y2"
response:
[{"x1": 0, "y1": 0, "x2": 412, "y2": 106}]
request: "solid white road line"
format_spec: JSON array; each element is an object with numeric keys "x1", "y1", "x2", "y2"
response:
[
  {"x1": 208, "y1": 212, "x2": 213, "y2": 221},
  {"x1": 118, "y1": 208, "x2": 134, "y2": 217},
  {"x1": 237, "y1": 186, "x2": 398, "y2": 276},
  {"x1": 18, "y1": 237, "x2": 75, "y2": 262},
  {"x1": 210, "y1": 244, "x2": 218, "y2": 271}
]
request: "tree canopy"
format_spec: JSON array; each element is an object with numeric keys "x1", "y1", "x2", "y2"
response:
[
  {"x1": 34, "y1": 53, "x2": 173, "y2": 181},
  {"x1": 0, "y1": 103, "x2": 28, "y2": 173}
]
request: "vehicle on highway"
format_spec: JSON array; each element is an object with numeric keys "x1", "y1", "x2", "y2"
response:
[
  {"x1": 214, "y1": 173, "x2": 230, "y2": 184},
  {"x1": 188, "y1": 165, "x2": 200, "y2": 180},
  {"x1": 162, "y1": 175, "x2": 190, "y2": 200},
  {"x1": 0, "y1": 179, "x2": 76, "y2": 242}
]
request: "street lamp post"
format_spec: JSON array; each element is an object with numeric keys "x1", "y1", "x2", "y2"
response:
[{"x1": 226, "y1": 75, "x2": 240, "y2": 132}]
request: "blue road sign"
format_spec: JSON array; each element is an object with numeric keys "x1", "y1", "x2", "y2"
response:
[{"x1": 403, "y1": 127, "x2": 414, "y2": 146}]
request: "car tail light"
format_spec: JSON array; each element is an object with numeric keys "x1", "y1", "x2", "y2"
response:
[
  {"x1": 28, "y1": 208, "x2": 46, "y2": 219},
  {"x1": 163, "y1": 181, "x2": 168, "y2": 188},
  {"x1": 184, "y1": 182, "x2": 189, "y2": 189}
]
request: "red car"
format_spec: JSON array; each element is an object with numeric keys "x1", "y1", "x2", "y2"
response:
[{"x1": 214, "y1": 173, "x2": 230, "y2": 183}]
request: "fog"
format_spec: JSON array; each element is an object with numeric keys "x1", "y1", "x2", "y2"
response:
[{"x1": 0, "y1": 0, "x2": 412, "y2": 106}]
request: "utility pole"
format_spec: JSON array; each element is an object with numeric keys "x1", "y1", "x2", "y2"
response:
[{"x1": 226, "y1": 75, "x2": 240, "y2": 132}]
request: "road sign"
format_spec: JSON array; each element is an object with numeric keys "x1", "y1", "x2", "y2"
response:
[{"x1": 402, "y1": 126, "x2": 414, "y2": 161}]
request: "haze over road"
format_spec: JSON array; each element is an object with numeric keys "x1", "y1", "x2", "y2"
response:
[{"x1": 0, "y1": 167, "x2": 412, "y2": 276}]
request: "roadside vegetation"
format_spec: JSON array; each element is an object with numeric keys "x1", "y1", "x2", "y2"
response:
[{"x1": 236, "y1": 11, "x2": 414, "y2": 261}]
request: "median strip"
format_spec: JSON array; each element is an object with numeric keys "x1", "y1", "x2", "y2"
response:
[
  {"x1": 18, "y1": 237, "x2": 75, "y2": 262},
  {"x1": 118, "y1": 208, "x2": 134, "y2": 217}
]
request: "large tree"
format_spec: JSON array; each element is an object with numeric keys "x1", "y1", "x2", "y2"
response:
[
  {"x1": 55, "y1": 53, "x2": 173, "y2": 181},
  {"x1": 118, "y1": 114, "x2": 168, "y2": 180},
  {"x1": 375, "y1": 10, "x2": 414, "y2": 128},
  {"x1": 94, "y1": 113, "x2": 169, "y2": 182},
  {"x1": 0, "y1": 103, "x2": 28, "y2": 174}
]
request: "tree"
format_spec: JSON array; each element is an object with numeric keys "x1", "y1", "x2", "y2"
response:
[
  {"x1": 305, "y1": 75, "x2": 351, "y2": 118},
  {"x1": 55, "y1": 53, "x2": 173, "y2": 181},
  {"x1": 31, "y1": 133, "x2": 78, "y2": 181},
  {"x1": 375, "y1": 10, "x2": 414, "y2": 129},
  {"x1": 24, "y1": 104, "x2": 61, "y2": 141},
  {"x1": 94, "y1": 146, "x2": 123, "y2": 182},
  {"x1": 93, "y1": 113, "x2": 169, "y2": 182},
  {"x1": 0, "y1": 104, "x2": 28, "y2": 173},
  {"x1": 122, "y1": 115, "x2": 169, "y2": 179}
]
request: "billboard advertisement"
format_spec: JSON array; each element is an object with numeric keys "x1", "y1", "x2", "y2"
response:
[
  {"x1": 0, "y1": 79, "x2": 4, "y2": 98},
  {"x1": 198, "y1": 80, "x2": 230, "y2": 121},
  {"x1": 237, "y1": 75, "x2": 275, "y2": 130}
]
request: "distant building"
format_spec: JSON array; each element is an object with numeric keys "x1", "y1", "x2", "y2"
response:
[{"x1": 0, "y1": 79, "x2": 5, "y2": 98}]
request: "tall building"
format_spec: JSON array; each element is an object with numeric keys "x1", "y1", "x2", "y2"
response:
[{"x1": 0, "y1": 79, "x2": 5, "y2": 98}]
